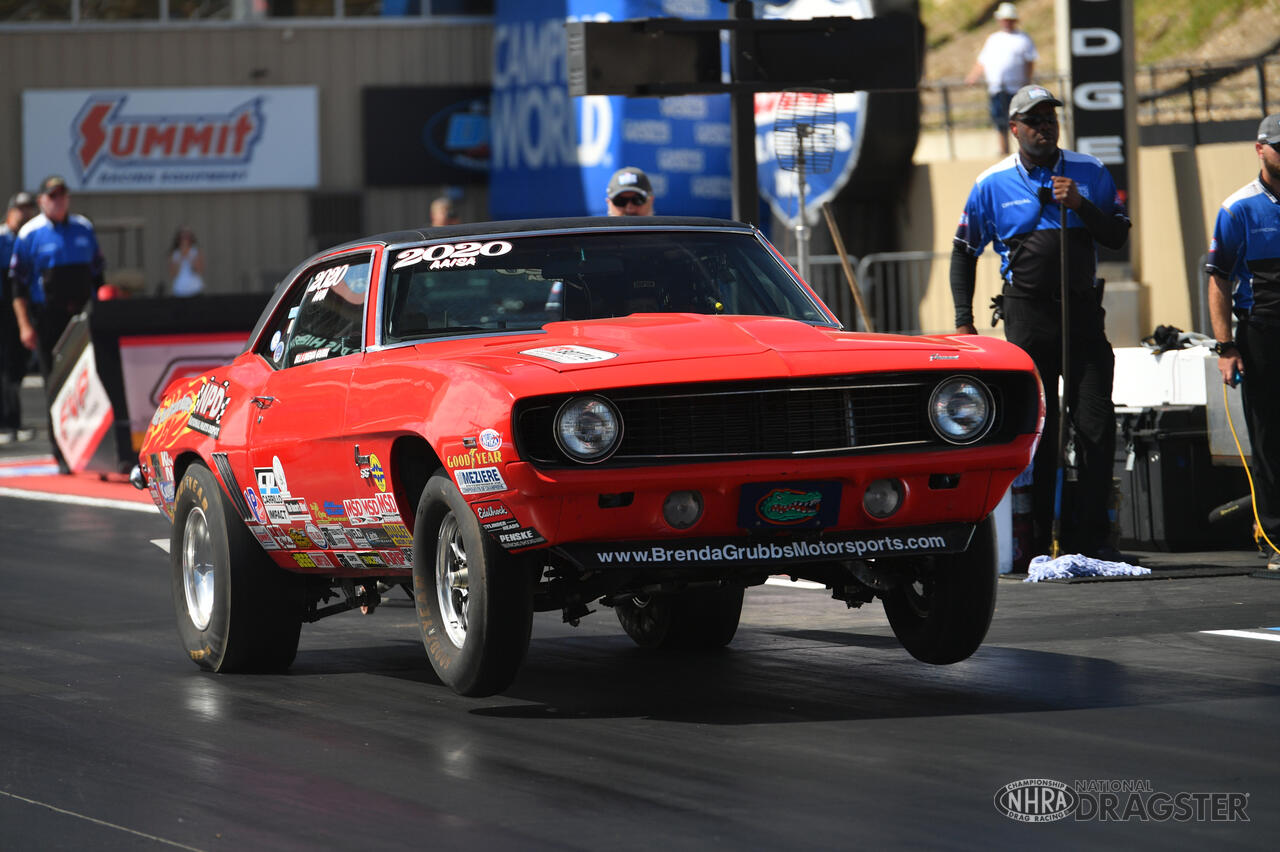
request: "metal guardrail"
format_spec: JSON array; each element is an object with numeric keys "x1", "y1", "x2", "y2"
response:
[
  {"x1": 804, "y1": 251, "x2": 947, "y2": 335},
  {"x1": 923, "y1": 53, "x2": 1280, "y2": 153}
]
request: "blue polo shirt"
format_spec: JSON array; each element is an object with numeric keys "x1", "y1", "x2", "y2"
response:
[
  {"x1": 955, "y1": 149, "x2": 1128, "y2": 299},
  {"x1": 9, "y1": 213, "x2": 103, "y2": 306},
  {"x1": 1206, "y1": 176, "x2": 1280, "y2": 323}
]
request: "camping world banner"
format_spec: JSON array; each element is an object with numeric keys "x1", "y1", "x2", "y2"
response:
[{"x1": 23, "y1": 86, "x2": 319, "y2": 193}]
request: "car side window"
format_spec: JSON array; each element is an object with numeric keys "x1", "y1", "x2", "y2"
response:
[{"x1": 259, "y1": 254, "x2": 372, "y2": 369}]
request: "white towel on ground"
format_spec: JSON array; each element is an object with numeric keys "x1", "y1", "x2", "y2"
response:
[{"x1": 1024, "y1": 553, "x2": 1151, "y2": 582}]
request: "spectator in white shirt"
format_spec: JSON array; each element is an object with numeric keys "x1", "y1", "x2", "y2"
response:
[{"x1": 965, "y1": 2, "x2": 1038, "y2": 156}]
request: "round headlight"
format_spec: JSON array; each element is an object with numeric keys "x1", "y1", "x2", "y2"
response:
[
  {"x1": 929, "y1": 376, "x2": 993, "y2": 444},
  {"x1": 555, "y1": 395, "x2": 622, "y2": 463}
]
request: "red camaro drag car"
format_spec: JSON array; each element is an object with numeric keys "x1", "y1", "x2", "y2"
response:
[{"x1": 134, "y1": 217, "x2": 1043, "y2": 696}]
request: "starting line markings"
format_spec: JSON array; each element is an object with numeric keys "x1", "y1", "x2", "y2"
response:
[
  {"x1": 0, "y1": 486, "x2": 158, "y2": 514},
  {"x1": 1200, "y1": 628, "x2": 1280, "y2": 643}
]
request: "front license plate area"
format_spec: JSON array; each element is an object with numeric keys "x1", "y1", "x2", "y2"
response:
[{"x1": 738, "y1": 480, "x2": 842, "y2": 529}]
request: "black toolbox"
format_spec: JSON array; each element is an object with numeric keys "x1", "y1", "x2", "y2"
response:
[{"x1": 1112, "y1": 405, "x2": 1250, "y2": 551}]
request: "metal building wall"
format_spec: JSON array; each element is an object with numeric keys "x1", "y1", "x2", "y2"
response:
[{"x1": 0, "y1": 21, "x2": 493, "y2": 295}]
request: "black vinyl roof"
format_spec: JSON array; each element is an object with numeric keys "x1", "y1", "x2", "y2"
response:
[{"x1": 323, "y1": 215, "x2": 753, "y2": 254}]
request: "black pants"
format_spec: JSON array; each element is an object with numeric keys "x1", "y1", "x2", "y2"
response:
[
  {"x1": 33, "y1": 305, "x2": 78, "y2": 471},
  {"x1": 0, "y1": 316, "x2": 24, "y2": 432},
  {"x1": 1003, "y1": 294, "x2": 1116, "y2": 555},
  {"x1": 1238, "y1": 318, "x2": 1280, "y2": 542}
]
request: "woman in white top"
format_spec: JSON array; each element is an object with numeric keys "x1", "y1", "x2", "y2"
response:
[{"x1": 168, "y1": 226, "x2": 205, "y2": 297}]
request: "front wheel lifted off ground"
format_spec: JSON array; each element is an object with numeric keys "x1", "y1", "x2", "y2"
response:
[
  {"x1": 882, "y1": 513, "x2": 998, "y2": 664},
  {"x1": 170, "y1": 462, "x2": 303, "y2": 672},
  {"x1": 412, "y1": 471, "x2": 534, "y2": 697}
]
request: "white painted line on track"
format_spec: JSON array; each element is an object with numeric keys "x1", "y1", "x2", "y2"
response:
[
  {"x1": 1201, "y1": 629, "x2": 1280, "y2": 643},
  {"x1": 151, "y1": 538, "x2": 170, "y2": 553},
  {"x1": 0, "y1": 486, "x2": 159, "y2": 514},
  {"x1": 765, "y1": 577, "x2": 825, "y2": 590},
  {"x1": 0, "y1": 789, "x2": 206, "y2": 852}
]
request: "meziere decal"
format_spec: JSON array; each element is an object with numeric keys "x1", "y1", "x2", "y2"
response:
[{"x1": 454, "y1": 466, "x2": 507, "y2": 495}]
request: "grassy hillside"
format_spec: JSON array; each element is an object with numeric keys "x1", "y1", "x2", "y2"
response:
[{"x1": 921, "y1": 0, "x2": 1280, "y2": 80}]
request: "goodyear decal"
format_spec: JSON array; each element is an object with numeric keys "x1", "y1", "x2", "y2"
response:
[{"x1": 447, "y1": 450, "x2": 503, "y2": 468}]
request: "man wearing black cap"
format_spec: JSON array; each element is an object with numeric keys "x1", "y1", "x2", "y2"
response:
[
  {"x1": 1206, "y1": 113, "x2": 1280, "y2": 569},
  {"x1": 950, "y1": 84, "x2": 1130, "y2": 560},
  {"x1": 606, "y1": 167, "x2": 655, "y2": 216},
  {"x1": 0, "y1": 191, "x2": 38, "y2": 444},
  {"x1": 9, "y1": 175, "x2": 105, "y2": 470}
]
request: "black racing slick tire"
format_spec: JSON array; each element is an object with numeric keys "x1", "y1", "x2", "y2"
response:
[
  {"x1": 412, "y1": 471, "x2": 534, "y2": 697},
  {"x1": 882, "y1": 513, "x2": 998, "y2": 664},
  {"x1": 170, "y1": 462, "x2": 303, "y2": 672},
  {"x1": 615, "y1": 585, "x2": 744, "y2": 651}
]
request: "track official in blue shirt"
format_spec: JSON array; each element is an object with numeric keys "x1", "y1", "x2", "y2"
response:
[
  {"x1": 0, "y1": 191, "x2": 38, "y2": 443},
  {"x1": 9, "y1": 175, "x2": 105, "y2": 472},
  {"x1": 950, "y1": 85, "x2": 1130, "y2": 560},
  {"x1": 1206, "y1": 114, "x2": 1280, "y2": 569}
]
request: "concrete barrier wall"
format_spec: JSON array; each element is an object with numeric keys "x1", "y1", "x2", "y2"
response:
[{"x1": 908, "y1": 136, "x2": 1257, "y2": 343}]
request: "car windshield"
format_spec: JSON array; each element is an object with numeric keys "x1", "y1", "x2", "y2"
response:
[{"x1": 380, "y1": 230, "x2": 833, "y2": 344}]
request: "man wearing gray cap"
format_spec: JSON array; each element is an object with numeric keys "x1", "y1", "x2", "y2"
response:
[
  {"x1": 1205, "y1": 114, "x2": 1280, "y2": 569},
  {"x1": 605, "y1": 167, "x2": 655, "y2": 216},
  {"x1": 0, "y1": 191, "x2": 37, "y2": 443},
  {"x1": 950, "y1": 84, "x2": 1130, "y2": 560}
]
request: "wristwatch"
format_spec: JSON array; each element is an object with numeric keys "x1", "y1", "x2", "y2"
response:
[{"x1": 1213, "y1": 340, "x2": 1238, "y2": 355}]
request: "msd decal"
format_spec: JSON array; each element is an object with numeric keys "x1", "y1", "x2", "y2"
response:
[{"x1": 72, "y1": 95, "x2": 264, "y2": 182}]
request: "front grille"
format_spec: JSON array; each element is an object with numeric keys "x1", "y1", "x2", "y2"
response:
[
  {"x1": 615, "y1": 383, "x2": 926, "y2": 458},
  {"x1": 514, "y1": 372, "x2": 1035, "y2": 468}
]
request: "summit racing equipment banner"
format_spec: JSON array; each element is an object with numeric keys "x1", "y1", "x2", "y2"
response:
[
  {"x1": 22, "y1": 87, "x2": 319, "y2": 193},
  {"x1": 557, "y1": 523, "x2": 976, "y2": 570}
]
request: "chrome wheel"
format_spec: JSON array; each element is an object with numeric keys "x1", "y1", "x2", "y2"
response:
[
  {"x1": 182, "y1": 506, "x2": 217, "y2": 631},
  {"x1": 434, "y1": 512, "x2": 470, "y2": 648}
]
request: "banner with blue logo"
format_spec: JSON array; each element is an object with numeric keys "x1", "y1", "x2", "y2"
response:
[
  {"x1": 491, "y1": 0, "x2": 732, "y2": 220},
  {"x1": 754, "y1": 0, "x2": 871, "y2": 228}
]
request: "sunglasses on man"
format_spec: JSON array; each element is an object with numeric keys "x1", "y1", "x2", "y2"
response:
[
  {"x1": 46, "y1": 188, "x2": 68, "y2": 199},
  {"x1": 1015, "y1": 113, "x2": 1058, "y2": 129},
  {"x1": 610, "y1": 194, "x2": 646, "y2": 208}
]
